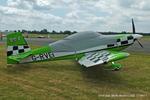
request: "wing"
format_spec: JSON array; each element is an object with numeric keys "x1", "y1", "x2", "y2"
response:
[{"x1": 78, "y1": 50, "x2": 129, "y2": 67}]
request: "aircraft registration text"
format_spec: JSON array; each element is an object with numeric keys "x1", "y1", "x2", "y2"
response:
[{"x1": 32, "y1": 52, "x2": 55, "y2": 61}]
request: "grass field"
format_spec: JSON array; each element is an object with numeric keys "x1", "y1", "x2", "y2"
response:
[
  {"x1": 142, "y1": 36, "x2": 150, "y2": 41},
  {"x1": 0, "y1": 43, "x2": 150, "y2": 100}
]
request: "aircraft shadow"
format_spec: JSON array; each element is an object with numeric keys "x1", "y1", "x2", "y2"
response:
[
  {"x1": 79, "y1": 64, "x2": 127, "y2": 85},
  {"x1": 6, "y1": 62, "x2": 127, "y2": 86}
]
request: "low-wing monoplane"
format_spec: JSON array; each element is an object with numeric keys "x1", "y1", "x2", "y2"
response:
[{"x1": 7, "y1": 19, "x2": 143, "y2": 70}]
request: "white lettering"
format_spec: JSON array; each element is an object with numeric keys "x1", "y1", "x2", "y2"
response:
[{"x1": 32, "y1": 52, "x2": 55, "y2": 61}]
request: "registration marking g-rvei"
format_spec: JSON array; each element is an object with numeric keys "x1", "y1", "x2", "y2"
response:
[{"x1": 32, "y1": 52, "x2": 55, "y2": 61}]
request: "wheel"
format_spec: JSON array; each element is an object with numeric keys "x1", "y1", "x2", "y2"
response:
[{"x1": 111, "y1": 62, "x2": 122, "y2": 71}]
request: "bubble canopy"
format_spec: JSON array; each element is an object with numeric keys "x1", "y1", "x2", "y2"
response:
[{"x1": 49, "y1": 31, "x2": 111, "y2": 52}]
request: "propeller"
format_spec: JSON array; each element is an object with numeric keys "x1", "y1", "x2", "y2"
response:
[
  {"x1": 132, "y1": 18, "x2": 144, "y2": 48},
  {"x1": 132, "y1": 18, "x2": 135, "y2": 34},
  {"x1": 137, "y1": 39, "x2": 143, "y2": 48}
]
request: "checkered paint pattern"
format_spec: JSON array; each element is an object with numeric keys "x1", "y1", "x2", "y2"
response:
[
  {"x1": 117, "y1": 35, "x2": 134, "y2": 46},
  {"x1": 107, "y1": 35, "x2": 134, "y2": 48},
  {"x1": 86, "y1": 51, "x2": 110, "y2": 63},
  {"x1": 7, "y1": 45, "x2": 31, "y2": 56}
]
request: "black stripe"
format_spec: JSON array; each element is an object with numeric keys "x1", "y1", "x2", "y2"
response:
[
  {"x1": 127, "y1": 36, "x2": 134, "y2": 40},
  {"x1": 87, "y1": 55, "x2": 94, "y2": 59},
  {"x1": 24, "y1": 45, "x2": 29, "y2": 49},
  {"x1": 102, "y1": 57, "x2": 108, "y2": 60},
  {"x1": 13, "y1": 46, "x2": 18, "y2": 50},
  {"x1": 102, "y1": 58, "x2": 108, "y2": 62},
  {"x1": 107, "y1": 44, "x2": 115, "y2": 47},
  {"x1": 19, "y1": 49, "x2": 24, "y2": 53},
  {"x1": 7, "y1": 51, "x2": 13, "y2": 56},
  {"x1": 87, "y1": 53, "x2": 97, "y2": 59},
  {"x1": 121, "y1": 41, "x2": 128, "y2": 45},
  {"x1": 117, "y1": 39, "x2": 121, "y2": 42},
  {"x1": 90, "y1": 57, "x2": 97, "y2": 61},
  {"x1": 93, "y1": 59, "x2": 100, "y2": 63},
  {"x1": 89, "y1": 53, "x2": 100, "y2": 60},
  {"x1": 98, "y1": 55, "x2": 103, "y2": 58}
]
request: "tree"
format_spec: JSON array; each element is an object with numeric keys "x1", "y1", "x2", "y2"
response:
[
  {"x1": 52, "y1": 30, "x2": 57, "y2": 34},
  {"x1": 64, "y1": 30, "x2": 71, "y2": 35},
  {"x1": 40, "y1": 29, "x2": 48, "y2": 34},
  {"x1": 22, "y1": 29, "x2": 27, "y2": 33},
  {"x1": 72, "y1": 31, "x2": 77, "y2": 34},
  {"x1": 121, "y1": 31, "x2": 127, "y2": 34}
]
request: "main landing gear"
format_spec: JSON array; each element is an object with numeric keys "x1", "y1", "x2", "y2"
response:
[
  {"x1": 111, "y1": 62, "x2": 122, "y2": 71},
  {"x1": 103, "y1": 62, "x2": 122, "y2": 71}
]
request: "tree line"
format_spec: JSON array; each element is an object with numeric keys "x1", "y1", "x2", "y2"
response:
[
  {"x1": 3, "y1": 29, "x2": 150, "y2": 35},
  {"x1": 13, "y1": 29, "x2": 77, "y2": 35}
]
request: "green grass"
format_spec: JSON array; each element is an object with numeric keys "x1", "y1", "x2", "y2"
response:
[
  {"x1": 142, "y1": 36, "x2": 150, "y2": 41},
  {"x1": 0, "y1": 44, "x2": 150, "y2": 100}
]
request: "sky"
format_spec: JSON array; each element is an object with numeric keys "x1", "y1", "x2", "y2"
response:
[{"x1": 0, "y1": 0, "x2": 150, "y2": 32}]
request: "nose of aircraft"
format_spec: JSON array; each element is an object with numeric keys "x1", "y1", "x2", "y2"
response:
[{"x1": 133, "y1": 34, "x2": 143, "y2": 39}]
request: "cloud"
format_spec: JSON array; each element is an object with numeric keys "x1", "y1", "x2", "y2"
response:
[{"x1": 0, "y1": 0, "x2": 150, "y2": 32}]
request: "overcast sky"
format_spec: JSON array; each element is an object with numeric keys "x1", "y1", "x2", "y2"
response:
[{"x1": 0, "y1": 0, "x2": 150, "y2": 32}]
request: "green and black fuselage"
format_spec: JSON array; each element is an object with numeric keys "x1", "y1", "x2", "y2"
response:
[{"x1": 7, "y1": 32, "x2": 142, "y2": 65}]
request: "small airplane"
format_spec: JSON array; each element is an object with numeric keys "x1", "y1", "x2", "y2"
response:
[{"x1": 7, "y1": 19, "x2": 143, "y2": 70}]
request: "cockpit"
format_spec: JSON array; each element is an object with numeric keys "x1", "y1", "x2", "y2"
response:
[{"x1": 49, "y1": 32, "x2": 103, "y2": 52}]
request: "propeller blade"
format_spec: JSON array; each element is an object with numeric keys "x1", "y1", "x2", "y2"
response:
[
  {"x1": 131, "y1": 19, "x2": 143, "y2": 48},
  {"x1": 137, "y1": 40, "x2": 144, "y2": 48},
  {"x1": 132, "y1": 18, "x2": 135, "y2": 34}
]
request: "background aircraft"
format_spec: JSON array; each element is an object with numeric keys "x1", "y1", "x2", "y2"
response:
[{"x1": 7, "y1": 19, "x2": 143, "y2": 70}]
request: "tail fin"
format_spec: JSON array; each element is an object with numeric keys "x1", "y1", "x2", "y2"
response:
[{"x1": 7, "y1": 32, "x2": 31, "y2": 56}]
